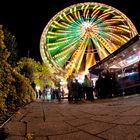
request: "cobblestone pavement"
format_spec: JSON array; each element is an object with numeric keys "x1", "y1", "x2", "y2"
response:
[{"x1": 2, "y1": 94, "x2": 140, "y2": 140}]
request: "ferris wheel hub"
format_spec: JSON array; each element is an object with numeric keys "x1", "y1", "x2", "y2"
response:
[{"x1": 82, "y1": 21, "x2": 92, "y2": 29}]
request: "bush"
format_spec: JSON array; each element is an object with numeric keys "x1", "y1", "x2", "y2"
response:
[
  {"x1": 0, "y1": 25, "x2": 13, "y2": 114},
  {"x1": 0, "y1": 26, "x2": 35, "y2": 119},
  {"x1": 12, "y1": 71, "x2": 35, "y2": 107}
]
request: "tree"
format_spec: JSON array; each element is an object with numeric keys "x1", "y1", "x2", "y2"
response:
[
  {"x1": 16, "y1": 57, "x2": 54, "y2": 90},
  {"x1": 0, "y1": 25, "x2": 34, "y2": 117},
  {"x1": 34, "y1": 62, "x2": 54, "y2": 89},
  {"x1": 3, "y1": 28, "x2": 18, "y2": 67},
  {"x1": 16, "y1": 57, "x2": 35, "y2": 83},
  {"x1": 0, "y1": 25, "x2": 13, "y2": 114}
]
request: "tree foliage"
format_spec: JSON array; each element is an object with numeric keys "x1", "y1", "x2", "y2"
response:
[
  {"x1": 16, "y1": 57, "x2": 35, "y2": 83},
  {"x1": 16, "y1": 57, "x2": 54, "y2": 90},
  {"x1": 0, "y1": 26, "x2": 34, "y2": 119},
  {"x1": 3, "y1": 28, "x2": 18, "y2": 67},
  {"x1": 0, "y1": 25, "x2": 54, "y2": 123},
  {"x1": 0, "y1": 25, "x2": 12, "y2": 114},
  {"x1": 34, "y1": 62, "x2": 54, "y2": 88},
  {"x1": 12, "y1": 71, "x2": 34, "y2": 106}
]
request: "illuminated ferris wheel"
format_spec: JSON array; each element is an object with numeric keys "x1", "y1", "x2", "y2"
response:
[{"x1": 40, "y1": 2, "x2": 138, "y2": 79}]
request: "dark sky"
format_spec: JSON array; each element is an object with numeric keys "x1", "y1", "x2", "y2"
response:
[{"x1": 0, "y1": 0, "x2": 140, "y2": 61}]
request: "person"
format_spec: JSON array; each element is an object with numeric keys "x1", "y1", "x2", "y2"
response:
[
  {"x1": 95, "y1": 74, "x2": 104, "y2": 99},
  {"x1": 67, "y1": 76, "x2": 73, "y2": 101},
  {"x1": 83, "y1": 75, "x2": 94, "y2": 101},
  {"x1": 39, "y1": 90, "x2": 42, "y2": 99},
  {"x1": 53, "y1": 87, "x2": 61, "y2": 102},
  {"x1": 31, "y1": 81, "x2": 37, "y2": 99},
  {"x1": 78, "y1": 81, "x2": 83, "y2": 101},
  {"x1": 72, "y1": 79, "x2": 80, "y2": 103},
  {"x1": 42, "y1": 85, "x2": 50, "y2": 101},
  {"x1": 103, "y1": 72, "x2": 112, "y2": 98},
  {"x1": 42, "y1": 88, "x2": 47, "y2": 101},
  {"x1": 61, "y1": 88, "x2": 65, "y2": 99},
  {"x1": 35, "y1": 89, "x2": 39, "y2": 99},
  {"x1": 31, "y1": 81, "x2": 36, "y2": 91}
]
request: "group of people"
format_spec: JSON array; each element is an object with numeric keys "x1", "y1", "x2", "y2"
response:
[
  {"x1": 67, "y1": 75, "x2": 94, "y2": 103},
  {"x1": 34, "y1": 85, "x2": 65, "y2": 101},
  {"x1": 32, "y1": 71, "x2": 120, "y2": 103},
  {"x1": 32, "y1": 74, "x2": 95, "y2": 103},
  {"x1": 66, "y1": 72, "x2": 121, "y2": 102},
  {"x1": 95, "y1": 73, "x2": 120, "y2": 99}
]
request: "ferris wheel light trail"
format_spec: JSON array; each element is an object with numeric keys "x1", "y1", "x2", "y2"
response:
[{"x1": 40, "y1": 2, "x2": 138, "y2": 80}]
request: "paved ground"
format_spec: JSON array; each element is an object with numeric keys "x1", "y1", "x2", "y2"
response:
[{"x1": 2, "y1": 94, "x2": 140, "y2": 140}]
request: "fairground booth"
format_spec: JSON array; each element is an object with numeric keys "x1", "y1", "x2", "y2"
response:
[{"x1": 89, "y1": 34, "x2": 140, "y2": 95}]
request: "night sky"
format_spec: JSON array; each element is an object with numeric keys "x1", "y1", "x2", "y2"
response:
[{"x1": 0, "y1": 0, "x2": 140, "y2": 62}]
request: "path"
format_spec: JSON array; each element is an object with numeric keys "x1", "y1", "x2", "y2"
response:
[{"x1": 2, "y1": 94, "x2": 140, "y2": 140}]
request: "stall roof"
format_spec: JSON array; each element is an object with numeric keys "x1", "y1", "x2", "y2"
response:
[{"x1": 89, "y1": 34, "x2": 140, "y2": 73}]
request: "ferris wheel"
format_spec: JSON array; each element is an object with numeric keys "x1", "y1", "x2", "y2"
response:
[{"x1": 40, "y1": 2, "x2": 138, "y2": 80}]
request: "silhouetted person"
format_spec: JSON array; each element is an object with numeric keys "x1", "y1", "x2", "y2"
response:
[
  {"x1": 67, "y1": 76, "x2": 73, "y2": 101},
  {"x1": 103, "y1": 71, "x2": 112, "y2": 98},
  {"x1": 83, "y1": 75, "x2": 94, "y2": 101},
  {"x1": 95, "y1": 74, "x2": 104, "y2": 99},
  {"x1": 72, "y1": 79, "x2": 81, "y2": 103}
]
